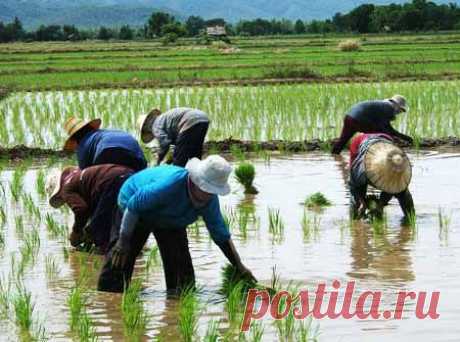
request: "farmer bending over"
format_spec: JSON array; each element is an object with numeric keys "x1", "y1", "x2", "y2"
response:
[
  {"x1": 138, "y1": 107, "x2": 209, "y2": 167},
  {"x1": 332, "y1": 95, "x2": 413, "y2": 154},
  {"x1": 64, "y1": 117, "x2": 147, "y2": 171},
  {"x1": 349, "y1": 133, "x2": 415, "y2": 219},
  {"x1": 97, "y1": 155, "x2": 255, "y2": 293},
  {"x1": 46, "y1": 164, "x2": 134, "y2": 254}
]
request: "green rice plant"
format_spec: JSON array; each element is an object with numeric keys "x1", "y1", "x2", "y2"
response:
[
  {"x1": 235, "y1": 162, "x2": 258, "y2": 195},
  {"x1": 226, "y1": 281, "x2": 245, "y2": 325},
  {"x1": 13, "y1": 285, "x2": 34, "y2": 338},
  {"x1": 248, "y1": 321, "x2": 265, "y2": 342},
  {"x1": 270, "y1": 266, "x2": 282, "y2": 293},
  {"x1": 438, "y1": 208, "x2": 451, "y2": 245},
  {"x1": 268, "y1": 208, "x2": 285, "y2": 242},
  {"x1": 15, "y1": 215, "x2": 24, "y2": 236},
  {"x1": 230, "y1": 145, "x2": 246, "y2": 161},
  {"x1": 21, "y1": 193, "x2": 41, "y2": 221},
  {"x1": 145, "y1": 245, "x2": 160, "y2": 273},
  {"x1": 36, "y1": 169, "x2": 46, "y2": 198},
  {"x1": 0, "y1": 276, "x2": 11, "y2": 319},
  {"x1": 68, "y1": 287, "x2": 98, "y2": 341},
  {"x1": 297, "y1": 316, "x2": 320, "y2": 342},
  {"x1": 303, "y1": 192, "x2": 331, "y2": 208},
  {"x1": 121, "y1": 279, "x2": 148, "y2": 341},
  {"x1": 371, "y1": 215, "x2": 388, "y2": 236},
  {"x1": 45, "y1": 213, "x2": 67, "y2": 239},
  {"x1": 203, "y1": 319, "x2": 220, "y2": 342},
  {"x1": 45, "y1": 255, "x2": 60, "y2": 279},
  {"x1": 220, "y1": 264, "x2": 257, "y2": 297},
  {"x1": 178, "y1": 287, "x2": 199, "y2": 342},
  {"x1": 10, "y1": 167, "x2": 26, "y2": 202}
]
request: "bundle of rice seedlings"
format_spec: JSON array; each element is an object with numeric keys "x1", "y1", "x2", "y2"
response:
[
  {"x1": 303, "y1": 192, "x2": 331, "y2": 208},
  {"x1": 234, "y1": 162, "x2": 258, "y2": 194}
]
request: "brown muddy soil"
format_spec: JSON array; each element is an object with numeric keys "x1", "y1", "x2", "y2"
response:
[{"x1": 1, "y1": 138, "x2": 460, "y2": 160}]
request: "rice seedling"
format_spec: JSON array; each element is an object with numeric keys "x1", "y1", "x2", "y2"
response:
[
  {"x1": 248, "y1": 321, "x2": 265, "y2": 342},
  {"x1": 226, "y1": 281, "x2": 245, "y2": 325},
  {"x1": 303, "y1": 192, "x2": 331, "y2": 209},
  {"x1": 438, "y1": 208, "x2": 451, "y2": 245},
  {"x1": 301, "y1": 210, "x2": 320, "y2": 242},
  {"x1": 10, "y1": 167, "x2": 26, "y2": 202},
  {"x1": 12, "y1": 285, "x2": 34, "y2": 338},
  {"x1": 297, "y1": 316, "x2": 320, "y2": 342},
  {"x1": 235, "y1": 162, "x2": 258, "y2": 194},
  {"x1": 145, "y1": 245, "x2": 160, "y2": 273},
  {"x1": 68, "y1": 287, "x2": 98, "y2": 341},
  {"x1": 220, "y1": 264, "x2": 258, "y2": 297},
  {"x1": 121, "y1": 279, "x2": 148, "y2": 341},
  {"x1": 45, "y1": 255, "x2": 60, "y2": 279},
  {"x1": 203, "y1": 319, "x2": 220, "y2": 342},
  {"x1": 36, "y1": 169, "x2": 46, "y2": 198},
  {"x1": 0, "y1": 276, "x2": 11, "y2": 319},
  {"x1": 268, "y1": 208, "x2": 285, "y2": 242},
  {"x1": 15, "y1": 215, "x2": 24, "y2": 236},
  {"x1": 371, "y1": 215, "x2": 388, "y2": 236},
  {"x1": 178, "y1": 287, "x2": 199, "y2": 342},
  {"x1": 45, "y1": 213, "x2": 67, "y2": 239}
]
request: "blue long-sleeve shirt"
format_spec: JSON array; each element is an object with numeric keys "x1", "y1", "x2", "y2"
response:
[
  {"x1": 348, "y1": 100, "x2": 397, "y2": 128},
  {"x1": 118, "y1": 165, "x2": 231, "y2": 245},
  {"x1": 77, "y1": 129, "x2": 146, "y2": 170}
]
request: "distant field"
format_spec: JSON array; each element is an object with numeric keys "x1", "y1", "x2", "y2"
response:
[{"x1": 1, "y1": 33, "x2": 460, "y2": 91}]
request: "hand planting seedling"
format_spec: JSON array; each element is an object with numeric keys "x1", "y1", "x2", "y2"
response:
[{"x1": 235, "y1": 162, "x2": 258, "y2": 194}]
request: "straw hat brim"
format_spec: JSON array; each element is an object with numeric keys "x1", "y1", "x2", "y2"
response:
[
  {"x1": 48, "y1": 166, "x2": 78, "y2": 208},
  {"x1": 139, "y1": 109, "x2": 161, "y2": 143},
  {"x1": 364, "y1": 142, "x2": 412, "y2": 194},
  {"x1": 63, "y1": 119, "x2": 101, "y2": 151},
  {"x1": 186, "y1": 158, "x2": 231, "y2": 196}
]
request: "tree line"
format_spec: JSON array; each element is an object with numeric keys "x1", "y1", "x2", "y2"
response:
[{"x1": 1, "y1": 0, "x2": 460, "y2": 43}]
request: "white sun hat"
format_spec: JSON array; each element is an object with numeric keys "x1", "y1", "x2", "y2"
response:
[
  {"x1": 137, "y1": 108, "x2": 162, "y2": 144},
  {"x1": 364, "y1": 142, "x2": 412, "y2": 194},
  {"x1": 46, "y1": 166, "x2": 79, "y2": 208},
  {"x1": 186, "y1": 155, "x2": 232, "y2": 196},
  {"x1": 389, "y1": 94, "x2": 407, "y2": 112}
]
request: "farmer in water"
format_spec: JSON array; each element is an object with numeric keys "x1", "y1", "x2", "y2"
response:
[
  {"x1": 97, "y1": 155, "x2": 256, "y2": 293},
  {"x1": 46, "y1": 164, "x2": 134, "y2": 253},
  {"x1": 63, "y1": 117, "x2": 147, "y2": 171},
  {"x1": 332, "y1": 95, "x2": 413, "y2": 154},
  {"x1": 138, "y1": 107, "x2": 210, "y2": 167},
  {"x1": 349, "y1": 133, "x2": 415, "y2": 219}
]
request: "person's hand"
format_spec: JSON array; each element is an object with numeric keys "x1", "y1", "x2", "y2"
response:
[
  {"x1": 111, "y1": 239, "x2": 130, "y2": 269},
  {"x1": 69, "y1": 231, "x2": 83, "y2": 247},
  {"x1": 237, "y1": 264, "x2": 257, "y2": 283}
]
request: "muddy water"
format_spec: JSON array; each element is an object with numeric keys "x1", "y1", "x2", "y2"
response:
[{"x1": 0, "y1": 149, "x2": 459, "y2": 341}]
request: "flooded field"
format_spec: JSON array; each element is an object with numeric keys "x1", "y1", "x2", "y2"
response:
[{"x1": 0, "y1": 148, "x2": 459, "y2": 341}]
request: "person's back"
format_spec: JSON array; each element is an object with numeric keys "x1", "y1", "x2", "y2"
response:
[
  {"x1": 348, "y1": 100, "x2": 396, "y2": 128},
  {"x1": 77, "y1": 129, "x2": 146, "y2": 170}
]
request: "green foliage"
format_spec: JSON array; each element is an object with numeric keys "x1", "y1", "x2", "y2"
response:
[
  {"x1": 220, "y1": 264, "x2": 257, "y2": 297},
  {"x1": 304, "y1": 192, "x2": 332, "y2": 208},
  {"x1": 121, "y1": 279, "x2": 148, "y2": 341},
  {"x1": 235, "y1": 162, "x2": 258, "y2": 194},
  {"x1": 178, "y1": 287, "x2": 199, "y2": 342}
]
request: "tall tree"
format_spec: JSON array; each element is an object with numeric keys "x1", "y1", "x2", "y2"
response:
[
  {"x1": 185, "y1": 16, "x2": 205, "y2": 36},
  {"x1": 294, "y1": 19, "x2": 306, "y2": 34},
  {"x1": 147, "y1": 12, "x2": 175, "y2": 37}
]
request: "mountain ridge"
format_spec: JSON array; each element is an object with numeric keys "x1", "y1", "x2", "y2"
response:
[{"x1": 2, "y1": 0, "x2": 459, "y2": 28}]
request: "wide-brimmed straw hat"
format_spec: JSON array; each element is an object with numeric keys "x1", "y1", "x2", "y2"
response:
[
  {"x1": 186, "y1": 155, "x2": 232, "y2": 196},
  {"x1": 46, "y1": 166, "x2": 79, "y2": 208},
  {"x1": 63, "y1": 117, "x2": 101, "y2": 151},
  {"x1": 388, "y1": 94, "x2": 407, "y2": 112},
  {"x1": 364, "y1": 142, "x2": 412, "y2": 194},
  {"x1": 138, "y1": 109, "x2": 162, "y2": 143}
]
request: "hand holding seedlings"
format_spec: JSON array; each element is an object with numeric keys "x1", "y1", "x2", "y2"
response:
[{"x1": 111, "y1": 239, "x2": 130, "y2": 269}]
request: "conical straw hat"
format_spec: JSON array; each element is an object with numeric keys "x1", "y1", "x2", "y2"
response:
[
  {"x1": 138, "y1": 109, "x2": 161, "y2": 143},
  {"x1": 63, "y1": 117, "x2": 101, "y2": 151},
  {"x1": 364, "y1": 142, "x2": 412, "y2": 194}
]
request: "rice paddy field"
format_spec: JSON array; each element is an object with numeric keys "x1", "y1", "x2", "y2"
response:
[
  {"x1": 1, "y1": 33, "x2": 460, "y2": 341},
  {"x1": 1, "y1": 33, "x2": 460, "y2": 91}
]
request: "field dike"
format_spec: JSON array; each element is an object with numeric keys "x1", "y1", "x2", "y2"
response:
[{"x1": 1, "y1": 137, "x2": 459, "y2": 160}]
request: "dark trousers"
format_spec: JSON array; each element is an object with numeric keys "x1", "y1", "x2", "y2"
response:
[
  {"x1": 350, "y1": 183, "x2": 415, "y2": 219},
  {"x1": 332, "y1": 116, "x2": 380, "y2": 154},
  {"x1": 97, "y1": 211, "x2": 195, "y2": 293},
  {"x1": 173, "y1": 122, "x2": 209, "y2": 167},
  {"x1": 95, "y1": 147, "x2": 147, "y2": 172},
  {"x1": 89, "y1": 174, "x2": 132, "y2": 253}
]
